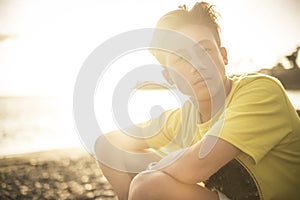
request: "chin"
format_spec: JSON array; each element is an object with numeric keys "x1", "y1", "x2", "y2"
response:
[{"x1": 196, "y1": 92, "x2": 212, "y2": 101}]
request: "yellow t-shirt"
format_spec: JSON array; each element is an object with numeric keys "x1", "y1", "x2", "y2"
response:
[{"x1": 145, "y1": 73, "x2": 300, "y2": 200}]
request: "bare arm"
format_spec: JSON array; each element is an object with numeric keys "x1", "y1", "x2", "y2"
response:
[
  {"x1": 103, "y1": 130, "x2": 150, "y2": 152},
  {"x1": 158, "y1": 136, "x2": 241, "y2": 184},
  {"x1": 94, "y1": 110, "x2": 171, "y2": 200},
  {"x1": 95, "y1": 129, "x2": 163, "y2": 173},
  {"x1": 95, "y1": 130, "x2": 163, "y2": 200}
]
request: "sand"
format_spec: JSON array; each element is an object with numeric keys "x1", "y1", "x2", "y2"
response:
[{"x1": 0, "y1": 148, "x2": 117, "y2": 200}]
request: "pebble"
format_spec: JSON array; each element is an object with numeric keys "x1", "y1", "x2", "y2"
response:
[{"x1": 0, "y1": 153, "x2": 117, "y2": 200}]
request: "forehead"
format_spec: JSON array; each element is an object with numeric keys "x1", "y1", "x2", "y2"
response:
[
  {"x1": 159, "y1": 24, "x2": 218, "y2": 56},
  {"x1": 151, "y1": 25, "x2": 218, "y2": 65},
  {"x1": 175, "y1": 24, "x2": 217, "y2": 48}
]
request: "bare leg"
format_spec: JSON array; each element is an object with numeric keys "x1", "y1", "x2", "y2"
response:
[
  {"x1": 129, "y1": 170, "x2": 219, "y2": 200},
  {"x1": 98, "y1": 162, "x2": 136, "y2": 200},
  {"x1": 94, "y1": 133, "x2": 162, "y2": 199},
  {"x1": 96, "y1": 147, "x2": 161, "y2": 200}
]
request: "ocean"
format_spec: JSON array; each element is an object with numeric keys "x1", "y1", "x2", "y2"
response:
[
  {"x1": 0, "y1": 96, "x2": 81, "y2": 156},
  {"x1": 0, "y1": 90, "x2": 299, "y2": 156}
]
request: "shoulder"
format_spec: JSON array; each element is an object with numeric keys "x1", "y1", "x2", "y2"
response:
[
  {"x1": 231, "y1": 72, "x2": 284, "y2": 91},
  {"x1": 229, "y1": 73, "x2": 286, "y2": 100}
]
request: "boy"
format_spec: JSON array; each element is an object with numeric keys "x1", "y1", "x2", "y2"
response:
[{"x1": 95, "y1": 2, "x2": 300, "y2": 199}]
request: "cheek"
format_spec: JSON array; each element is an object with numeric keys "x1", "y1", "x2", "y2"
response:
[
  {"x1": 207, "y1": 53, "x2": 226, "y2": 77},
  {"x1": 172, "y1": 74, "x2": 194, "y2": 94},
  {"x1": 215, "y1": 52, "x2": 227, "y2": 68},
  {"x1": 199, "y1": 75, "x2": 223, "y2": 90}
]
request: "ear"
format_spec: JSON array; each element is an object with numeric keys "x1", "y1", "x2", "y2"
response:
[
  {"x1": 220, "y1": 47, "x2": 228, "y2": 65},
  {"x1": 162, "y1": 69, "x2": 174, "y2": 85}
]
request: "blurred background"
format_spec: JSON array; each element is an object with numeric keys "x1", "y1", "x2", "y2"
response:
[{"x1": 0, "y1": 0, "x2": 299, "y2": 156}]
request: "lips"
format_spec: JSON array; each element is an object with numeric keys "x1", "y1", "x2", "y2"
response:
[
  {"x1": 192, "y1": 79, "x2": 203, "y2": 85},
  {"x1": 192, "y1": 77, "x2": 210, "y2": 86},
  {"x1": 190, "y1": 69, "x2": 211, "y2": 86}
]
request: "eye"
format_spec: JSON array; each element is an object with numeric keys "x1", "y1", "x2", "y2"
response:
[
  {"x1": 203, "y1": 46, "x2": 213, "y2": 53},
  {"x1": 170, "y1": 53, "x2": 188, "y2": 64},
  {"x1": 194, "y1": 45, "x2": 211, "y2": 55},
  {"x1": 175, "y1": 55, "x2": 185, "y2": 63}
]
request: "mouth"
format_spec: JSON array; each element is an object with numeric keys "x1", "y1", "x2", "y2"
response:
[{"x1": 192, "y1": 78, "x2": 209, "y2": 86}]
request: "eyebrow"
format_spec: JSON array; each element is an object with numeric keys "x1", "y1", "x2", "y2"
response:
[
  {"x1": 177, "y1": 39, "x2": 214, "y2": 52},
  {"x1": 168, "y1": 39, "x2": 215, "y2": 58},
  {"x1": 195, "y1": 39, "x2": 214, "y2": 48}
]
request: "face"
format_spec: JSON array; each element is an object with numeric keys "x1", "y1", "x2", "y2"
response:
[{"x1": 160, "y1": 25, "x2": 228, "y2": 101}]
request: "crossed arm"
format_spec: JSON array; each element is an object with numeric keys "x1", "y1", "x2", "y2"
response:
[
  {"x1": 155, "y1": 136, "x2": 241, "y2": 184},
  {"x1": 95, "y1": 130, "x2": 241, "y2": 200},
  {"x1": 97, "y1": 130, "x2": 241, "y2": 184}
]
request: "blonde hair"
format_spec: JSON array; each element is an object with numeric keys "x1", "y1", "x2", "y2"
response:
[{"x1": 150, "y1": 2, "x2": 221, "y2": 64}]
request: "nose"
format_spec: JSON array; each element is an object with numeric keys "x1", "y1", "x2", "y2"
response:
[
  {"x1": 189, "y1": 66, "x2": 204, "y2": 77},
  {"x1": 190, "y1": 67, "x2": 197, "y2": 74}
]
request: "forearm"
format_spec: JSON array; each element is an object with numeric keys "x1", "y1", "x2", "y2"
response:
[
  {"x1": 95, "y1": 134, "x2": 162, "y2": 173},
  {"x1": 150, "y1": 136, "x2": 240, "y2": 185},
  {"x1": 161, "y1": 145, "x2": 205, "y2": 184},
  {"x1": 145, "y1": 147, "x2": 202, "y2": 184}
]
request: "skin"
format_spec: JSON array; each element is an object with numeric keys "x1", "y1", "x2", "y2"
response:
[
  {"x1": 162, "y1": 25, "x2": 231, "y2": 122},
  {"x1": 97, "y1": 24, "x2": 241, "y2": 200}
]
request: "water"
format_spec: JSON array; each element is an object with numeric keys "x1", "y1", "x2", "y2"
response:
[
  {"x1": 0, "y1": 96, "x2": 81, "y2": 156},
  {"x1": 286, "y1": 90, "x2": 300, "y2": 109},
  {"x1": 0, "y1": 90, "x2": 299, "y2": 156}
]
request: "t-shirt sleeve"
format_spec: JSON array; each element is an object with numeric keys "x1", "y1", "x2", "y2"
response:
[
  {"x1": 144, "y1": 100, "x2": 200, "y2": 154},
  {"x1": 142, "y1": 108, "x2": 180, "y2": 151},
  {"x1": 207, "y1": 78, "x2": 293, "y2": 164}
]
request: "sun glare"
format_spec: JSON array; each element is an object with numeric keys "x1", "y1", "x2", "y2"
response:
[{"x1": 0, "y1": 0, "x2": 299, "y2": 95}]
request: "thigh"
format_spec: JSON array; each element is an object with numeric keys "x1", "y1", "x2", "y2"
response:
[
  {"x1": 98, "y1": 162, "x2": 136, "y2": 200},
  {"x1": 129, "y1": 170, "x2": 219, "y2": 200}
]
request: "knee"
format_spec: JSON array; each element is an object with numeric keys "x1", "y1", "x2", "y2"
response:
[
  {"x1": 129, "y1": 172, "x2": 151, "y2": 200},
  {"x1": 128, "y1": 171, "x2": 161, "y2": 200}
]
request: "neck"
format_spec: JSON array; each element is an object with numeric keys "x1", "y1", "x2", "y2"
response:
[{"x1": 193, "y1": 78, "x2": 232, "y2": 123}]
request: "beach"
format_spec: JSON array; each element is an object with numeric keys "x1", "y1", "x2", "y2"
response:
[
  {"x1": 0, "y1": 148, "x2": 117, "y2": 200},
  {"x1": 0, "y1": 93, "x2": 299, "y2": 200}
]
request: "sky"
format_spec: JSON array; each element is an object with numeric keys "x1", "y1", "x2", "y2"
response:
[{"x1": 0, "y1": 0, "x2": 299, "y2": 96}]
